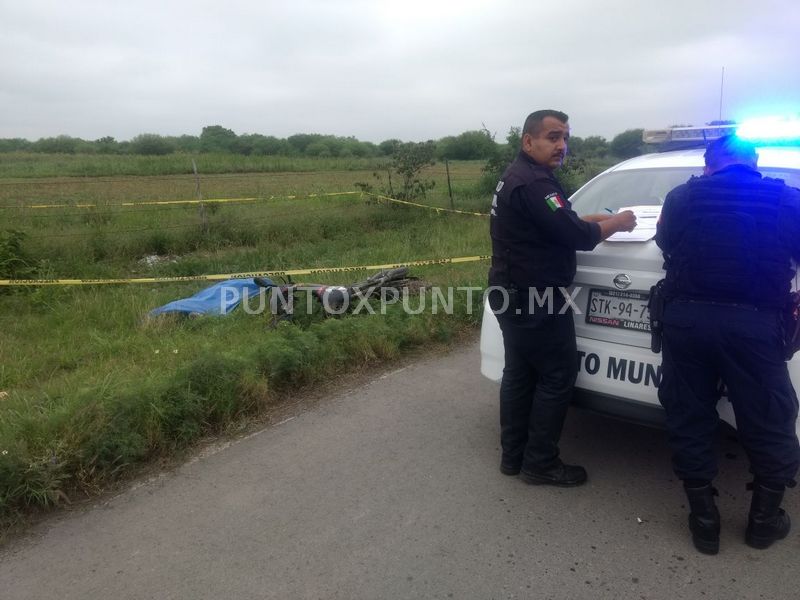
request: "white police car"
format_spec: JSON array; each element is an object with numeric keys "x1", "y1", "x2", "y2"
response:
[{"x1": 480, "y1": 119, "x2": 800, "y2": 437}]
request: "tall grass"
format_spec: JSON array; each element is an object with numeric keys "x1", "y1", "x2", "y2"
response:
[
  {"x1": 0, "y1": 161, "x2": 489, "y2": 212},
  {"x1": 0, "y1": 152, "x2": 391, "y2": 179},
  {"x1": 0, "y1": 161, "x2": 490, "y2": 527},
  {"x1": 0, "y1": 269, "x2": 485, "y2": 520},
  {"x1": 1, "y1": 195, "x2": 488, "y2": 278}
]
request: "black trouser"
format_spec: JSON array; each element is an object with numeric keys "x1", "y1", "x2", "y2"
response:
[
  {"x1": 658, "y1": 301, "x2": 800, "y2": 485},
  {"x1": 497, "y1": 311, "x2": 578, "y2": 471}
]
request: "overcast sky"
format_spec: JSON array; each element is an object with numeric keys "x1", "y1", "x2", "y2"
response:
[{"x1": 2, "y1": 0, "x2": 799, "y2": 143}]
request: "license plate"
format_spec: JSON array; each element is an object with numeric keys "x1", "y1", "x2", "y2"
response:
[{"x1": 585, "y1": 288, "x2": 651, "y2": 332}]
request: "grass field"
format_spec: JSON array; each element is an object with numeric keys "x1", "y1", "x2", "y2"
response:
[
  {"x1": 0, "y1": 152, "x2": 391, "y2": 179},
  {"x1": 0, "y1": 154, "x2": 490, "y2": 527}
]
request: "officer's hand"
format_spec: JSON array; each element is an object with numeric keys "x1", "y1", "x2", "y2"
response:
[{"x1": 614, "y1": 210, "x2": 637, "y2": 232}]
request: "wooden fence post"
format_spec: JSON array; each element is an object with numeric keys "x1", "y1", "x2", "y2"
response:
[
  {"x1": 445, "y1": 159, "x2": 454, "y2": 209},
  {"x1": 192, "y1": 159, "x2": 207, "y2": 233}
]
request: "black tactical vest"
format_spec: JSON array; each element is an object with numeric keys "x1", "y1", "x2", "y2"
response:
[
  {"x1": 667, "y1": 174, "x2": 792, "y2": 308},
  {"x1": 489, "y1": 156, "x2": 575, "y2": 289}
]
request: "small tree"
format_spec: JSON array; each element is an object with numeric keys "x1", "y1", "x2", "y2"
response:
[
  {"x1": 94, "y1": 136, "x2": 119, "y2": 154},
  {"x1": 32, "y1": 135, "x2": 82, "y2": 154},
  {"x1": 572, "y1": 135, "x2": 608, "y2": 159},
  {"x1": 252, "y1": 135, "x2": 288, "y2": 156},
  {"x1": 437, "y1": 129, "x2": 498, "y2": 160},
  {"x1": 480, "y1": 127, "x2": 520, "y2": 193},
  {"x1": 129, "y1": 134, "x2": 175, "y2": 156},
  {"x1": 200, "y1": 125, "x2": 238, "y2": 153},
  {"x1": 378, "y1": 139, "x2": 402, "y2": 156},
  {"x1": 392, "y1": 141, "x2": 437, "y2": 200},
  {"x1": 286, "y1": 133, "x2": 323, "y2": 155},
  {"x1": 610, "y1": 129, "x2": 645, "y2": 159},
  {"x1": 0, "y1": 138, "x2": 32, "y2": 152},
  {"x1": 173, "y1": 135, "x2": 202, "y2": 153},
  {"x1": 357, "y1": 141, "x2": 437, "y2": 200},
  {"x1": 305, "y1": 140, "x2": 332, "y2": 157}
]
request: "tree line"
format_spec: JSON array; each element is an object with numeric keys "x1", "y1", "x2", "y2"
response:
[{"x1": 0, "y1": 125, "x2": 648, "y2": 161}]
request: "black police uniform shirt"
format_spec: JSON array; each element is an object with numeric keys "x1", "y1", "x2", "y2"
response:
[
  {"x1": 489, "y1": 150, "x2": 601, "y2": 292},
  {"x1": 656, "y1": 164, "x2": 800, "y2": 308}
]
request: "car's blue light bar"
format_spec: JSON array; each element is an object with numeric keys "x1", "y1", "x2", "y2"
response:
[
  {"x1": 642, "y1": 124, "x2": 736, "y2": 144},
  {"x1": 736, "y1": 116, "x2": 800, "y2": 142},
  {"x1": 644, "y1": 115, "x2": 800, "y2": 148}
]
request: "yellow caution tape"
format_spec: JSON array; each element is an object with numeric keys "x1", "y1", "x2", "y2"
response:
[
  {"x1": 22, "y1": 203, "x2": 98, "y2": 209},
  {"x1": 2, "y1": 191, "x2": 362, "y2": 210},
  {"x1": 4, "y1": 191, "x2": 490, "y2": 218},
  {"x1": 0, "y1": 255, "x2": 490, "y2": 286},
  {"x1": 366, "y1": 193, "x2": 489, "y2": 217},
  {"x1": 118, "y1": 192, "x2": 362, "y2": 208}
]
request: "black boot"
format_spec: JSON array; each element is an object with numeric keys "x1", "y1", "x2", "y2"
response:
[
  {"x1": 745, "y1": 483, "x2": 791, "y2": 549},
  {"x1": 684, "y1": 483, "x2": 720, "y2": 555},
  {"x1": 519, "y1": 460, "x2": 587, "y2": 487}
]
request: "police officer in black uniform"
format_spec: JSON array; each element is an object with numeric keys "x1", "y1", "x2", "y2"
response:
[
  {"x1": 489, "y1": 110, "x2": 637, "y2": 487},
  {"x1": 656, "y1": 134, "x2": 800, "y2": 554}
]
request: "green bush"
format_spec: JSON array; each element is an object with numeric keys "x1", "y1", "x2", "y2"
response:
[
  {"x1": 0, "y1": 230, "x2": 35, "y2": 281},
  {"x1": 129, "y1": 134, "x2": 176, "y2": 156},
  {"x1": 437, "y1": 130, "x2": 498, "y2": 160}
]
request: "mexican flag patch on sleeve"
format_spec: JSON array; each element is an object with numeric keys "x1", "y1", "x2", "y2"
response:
[{"x1": 545, "y1": 192, "x2": 565, "y2": 211}]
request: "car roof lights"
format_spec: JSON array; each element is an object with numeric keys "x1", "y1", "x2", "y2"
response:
[
  {"x1": 642, "y1": 129, "x2": 670, "y2": 144},
  {"x1": 642, "y1": 123, "x2": 738, "y2": 147},
  {"x1": 644, "y1": 116, "x2": 800, "y2": 150},
  {"x1": 736, "y1": 116, "x2": 800, "y2": 142}
]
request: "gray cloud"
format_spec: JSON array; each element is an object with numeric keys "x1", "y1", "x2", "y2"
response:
[{"x1": 1, "y1": 0, "x2": 799, "y2": 142}]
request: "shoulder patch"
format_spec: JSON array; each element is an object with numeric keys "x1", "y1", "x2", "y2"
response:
[{"x1": 544, "y1": 192, "x2": 565, "y2": 211}]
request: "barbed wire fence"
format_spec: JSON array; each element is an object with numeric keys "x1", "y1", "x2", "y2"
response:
[{"x1": 0, "y1": 163, "x2": 490, "y2": 238}]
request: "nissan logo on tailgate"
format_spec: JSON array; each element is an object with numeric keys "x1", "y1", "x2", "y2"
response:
[{"x1": 613, "y1": 274, "x2": 632, "y2": 290}]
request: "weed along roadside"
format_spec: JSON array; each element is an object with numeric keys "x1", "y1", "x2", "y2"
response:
[
  {"x1": 0, "y1": 143, "x2": 610, "y2": 534},
  {"x1": 0, "y1": 154, "x2": 494, "y2": 534}
]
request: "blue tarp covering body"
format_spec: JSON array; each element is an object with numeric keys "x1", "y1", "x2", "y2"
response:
[{"x1": 149, "y1": 278, "x2": 274, "y2": 317}]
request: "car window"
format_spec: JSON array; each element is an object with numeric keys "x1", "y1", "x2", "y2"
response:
[
  {"x1": 569, "y1": 168, "x2": 699, "y2": 216},
  {"x1": 570, "y1": 166, "x2": 800, "y2": 217}
]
